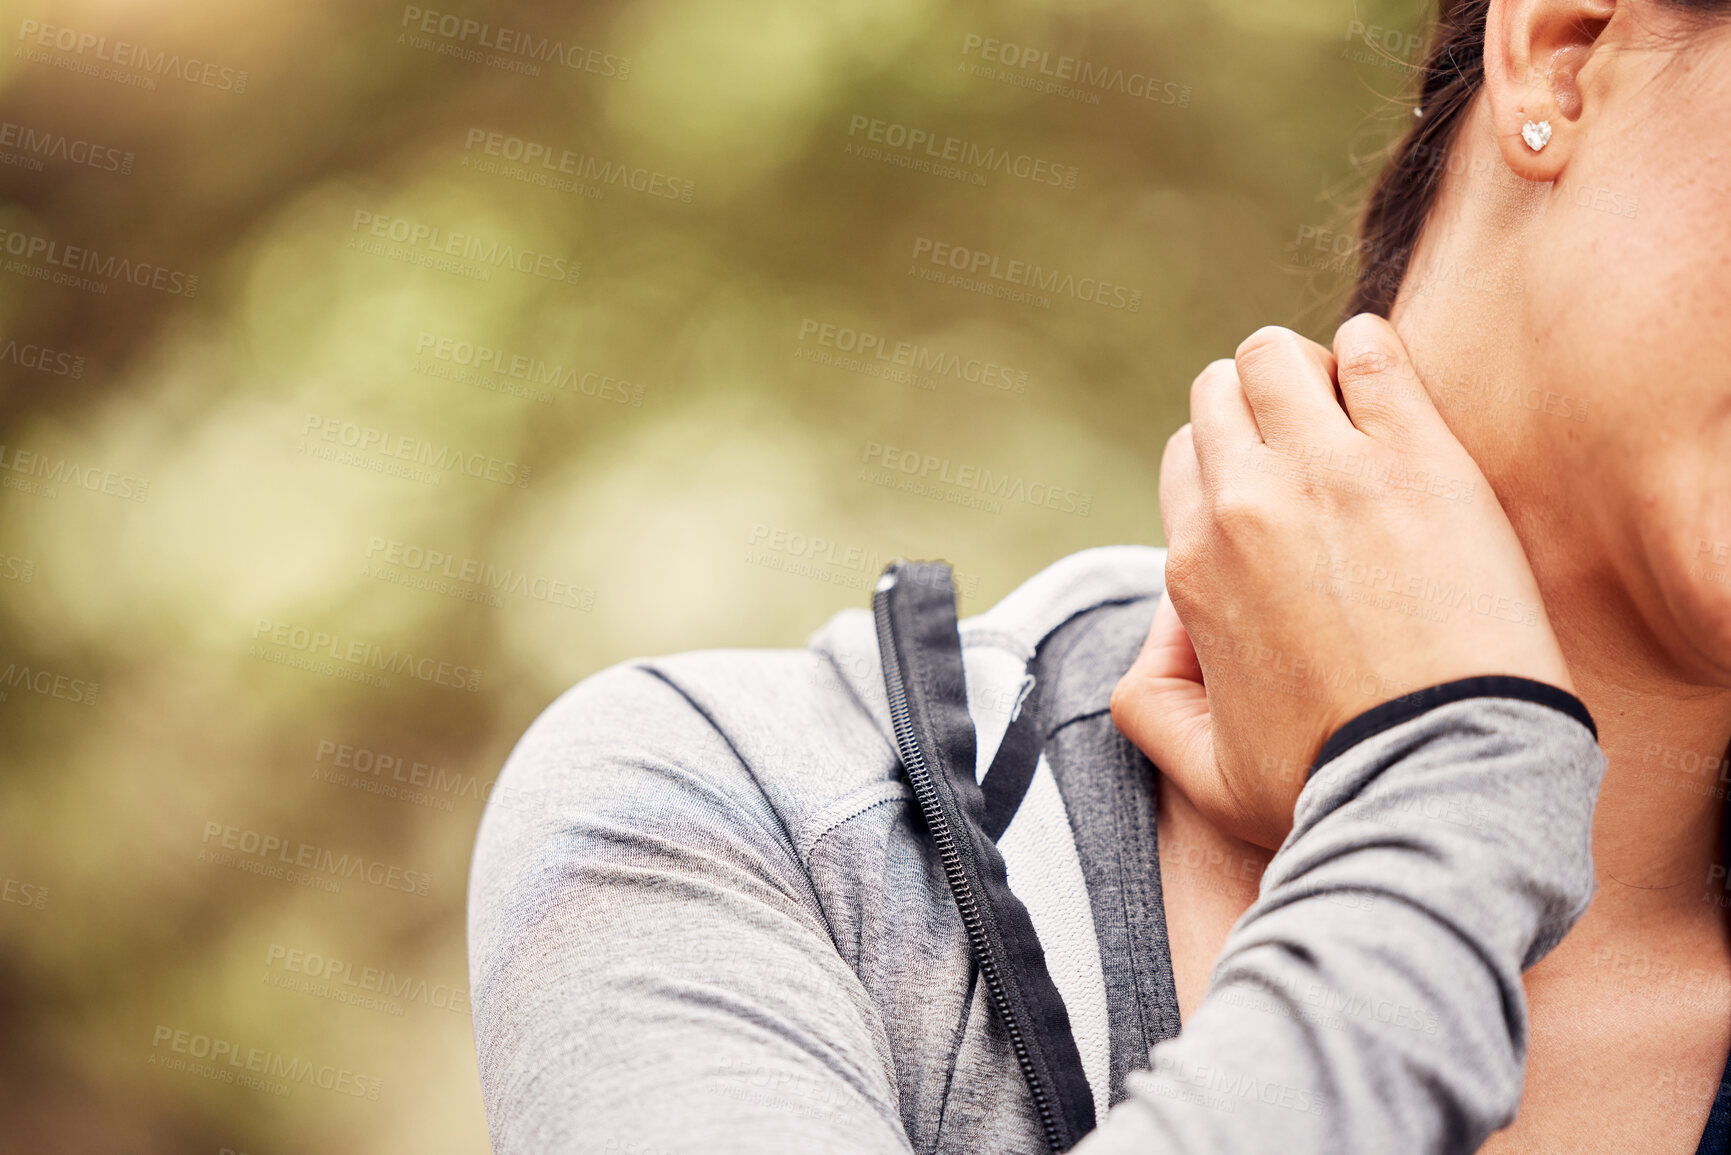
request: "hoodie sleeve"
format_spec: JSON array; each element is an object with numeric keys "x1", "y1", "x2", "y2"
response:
[
  {"x1": 467, "y1": 662, "x2": 914, "y2": 1155},
  {"x1": 1075, "y1": 677, "x2": 1605, "y2": 1155}
]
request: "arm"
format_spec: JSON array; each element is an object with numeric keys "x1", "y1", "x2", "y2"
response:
[
  {"x1": 471, "y1": 667, "x2": 1601, "y2": 1155},
  {"x1": 1103, "y1": 316, "x2": 1599, "y2": 1152},
  {"x1": 467, "y1": 664, "x2": 913, "y2": 1155},
  {"x1": 472, "y1": 313, "x2": 1593, "y2": 1153},
  {"x1": 1080, "y1": 684, "x2": 1603, "y2": 1153}
]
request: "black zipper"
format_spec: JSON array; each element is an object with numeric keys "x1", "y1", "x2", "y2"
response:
[{"x1": 873, "y1": 563, "x2": 1068, "y2": 1154}]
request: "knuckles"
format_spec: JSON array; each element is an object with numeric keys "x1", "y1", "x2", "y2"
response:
[
  {"x1": 1189, "y1": 358, "x2": 1239, "y2": 410},
  {"x1": 1107, "y1": 670, "x2": 1145, "y2": 730},
  {"x1": 1162, "y1": 534, "x2": 1208, "y2": 592},
  {"x1": 1337, "y1": 346, "x2": 1400, "y2": 382},
  {"x1": 1205, "y1": 479, "x2": 1275, "y2": 548},
  {"x1": 1159, "y1": 425, "x2": 1197, "y2": 487},
  {"x1": 1333, "y1": 313, "x2": 1396, "y2": 364},
  {"x1": 1234, "y1": 325, "x2": 1305, "y2": 374}
]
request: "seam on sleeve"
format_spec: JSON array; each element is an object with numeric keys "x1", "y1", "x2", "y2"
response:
[
  {"x1": 638, "y1": 665, "x2": 822, "y2": 910},
  {"x1": 795, "y1": 781, "x2": 914, "y2": 861}
]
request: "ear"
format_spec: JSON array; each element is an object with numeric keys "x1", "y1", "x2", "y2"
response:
[{"x1": 1484, "y1": 0, "x2": 1617, "y2": 181}]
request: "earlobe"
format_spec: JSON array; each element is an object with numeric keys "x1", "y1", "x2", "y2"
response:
[{"x1": 1484, "y1": 0, "x2": 1615, "y2": 181}]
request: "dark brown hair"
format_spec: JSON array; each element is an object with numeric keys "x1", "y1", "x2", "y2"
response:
[
  {"x1": 1349, "y1": 0, "x2": 1729, "y2": 317},
  {"x1": 1350, "y1": 0, "x2": 1492, "y2": 317}
]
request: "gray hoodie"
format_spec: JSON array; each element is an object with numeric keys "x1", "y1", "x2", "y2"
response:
[{"x1": 467, "y1": 546, "x2": 1613, "y2": 1154}]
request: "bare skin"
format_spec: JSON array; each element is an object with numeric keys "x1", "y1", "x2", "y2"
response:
[
  {"x1": 1398, "y1": 2, "x2": 1731, "y2": 1146},
  {"x1": 1117, "y1": 0, "x2": 1731, "y2": 1149}
]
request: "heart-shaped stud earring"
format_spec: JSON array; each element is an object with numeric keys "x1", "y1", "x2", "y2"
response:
[{"x1": 1521, "y1": 119, "x2": 1552, "y2": 152}]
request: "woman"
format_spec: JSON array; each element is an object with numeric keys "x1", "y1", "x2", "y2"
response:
[
  {"x1": 467, "y1": 0, "x2": 1731, "y2": 1150},
  {"x1": 1113, "y1": 0, "x2": 1731, "y2": 1148}
]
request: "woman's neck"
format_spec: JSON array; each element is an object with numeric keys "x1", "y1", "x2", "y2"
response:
[
  {"x1": 1527, "y1": 550, "x2": 1731, "y2": 930},
  {"x1": 1390, "y1": 247, "x2": 1731, "y2": 937},
  {"x1": 1385, "y1": 104, "x2": 1731, "y2": 936}
]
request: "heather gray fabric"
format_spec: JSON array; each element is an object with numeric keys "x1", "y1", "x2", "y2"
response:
[{"x1": 466, "y1": 546, "x2": 1606, "y2": 1154}]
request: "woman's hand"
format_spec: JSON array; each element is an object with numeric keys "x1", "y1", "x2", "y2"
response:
[{"x1": 1110, "y1": 314, "x2": 1573, "y2": 849}]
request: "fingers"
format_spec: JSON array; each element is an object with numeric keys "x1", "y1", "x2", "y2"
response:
[
  {"x1": 1109, "y1": 591, "x2": 1214, "y2": 783},
  {"x1": 1188, "y1": 359, "x2": 1262, "y2": 485},
  {"x1": 1129, "y1": 590, "x2": 1204, "y2": 685},
  {"x1": 1332, "y1": 313, "x2": 1447, "y2": 444},
  {"x1": 1233, "y1": 326, "x2": 1353, "y2": 452},
  {"x1": 1159, "y1": 423, "x2": 1203, "y2": 547}
]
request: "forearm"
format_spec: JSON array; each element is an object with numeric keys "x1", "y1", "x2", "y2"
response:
[{"x1": 1079, "y1": 681, "x2": 1605, "y2": 1154}]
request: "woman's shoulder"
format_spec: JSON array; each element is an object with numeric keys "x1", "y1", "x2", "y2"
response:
[
  {"x1": 495, "y1": 545, "x2": 1169, "y2": 817},
  {"x1": 471, "y1": 544, "x2": 1169, "y2": 902}
]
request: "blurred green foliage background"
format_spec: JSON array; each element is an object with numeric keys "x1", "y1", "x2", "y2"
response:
[{"x1": 0, "y1": 0, "x2": 1424, "y2": 1149}]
